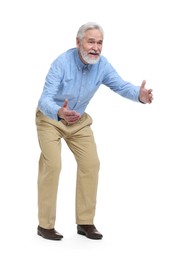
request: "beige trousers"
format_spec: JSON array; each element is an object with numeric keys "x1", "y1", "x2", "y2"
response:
[{"x1": 35, "y1": 109, "x2": 100, "y2": 229}]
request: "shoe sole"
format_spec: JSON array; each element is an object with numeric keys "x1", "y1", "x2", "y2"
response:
[
  {"x1": 37, "y1": 231, "x2": 63, "y2": 240},
  {"x1": 77, "y1": 230, "x2": 102, "y2": 240}
]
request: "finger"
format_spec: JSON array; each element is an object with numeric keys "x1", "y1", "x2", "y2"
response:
[
  {"x1": 69, "y1": 117, "x2": 80, "y2": 122},
  {"x1": 65, "y1": 110, "x2": 78, "y2": 116},
  {"x1": 141, "y1": 80, "x2": 146, "y2": 89},
  {"x1": 63, "y1": 99, "x2": 68, "y2": 109},
  {"x1": 66, "y1": 113, "x2": 81, "y2": 121},
  {"x1": 148, "y1": 89, "x2": 153, "y2": 94},
  {"x1": 66, "y1": 115, "x2": 80, "y2": 124}
]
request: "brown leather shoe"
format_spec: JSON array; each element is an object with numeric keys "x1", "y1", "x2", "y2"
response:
[
  {"x1": 77, "y1": 225, "x2": 103, "y2": 239},
  {"x1": 37, "y1": 226, "x2": 63, "y2": 240}
]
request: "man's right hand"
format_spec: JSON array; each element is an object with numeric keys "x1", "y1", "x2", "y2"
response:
[{"x1": 58, "y1": 99, "x2": 81, "y2": 124}]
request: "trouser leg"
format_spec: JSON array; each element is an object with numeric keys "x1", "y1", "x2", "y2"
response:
[
  {"x1": 65, "y1": 113, "x2": 100, "y2": 224},
  {"x1": 36, "y1": 110, "x2": 62, "y2": 229}
]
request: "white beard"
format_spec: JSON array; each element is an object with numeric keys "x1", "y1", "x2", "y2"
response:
[{"x1": 80, "y1": 48, "x2": 100, "y2": 64}]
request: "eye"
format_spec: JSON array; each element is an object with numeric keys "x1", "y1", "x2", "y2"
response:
[{"x1": 88, "y1": 40, "x2": 95, "y2": 44}]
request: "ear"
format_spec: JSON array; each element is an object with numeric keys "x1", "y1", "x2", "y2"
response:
[{"x1": 76, "y1": 37, "x2": 80, "y2": 48}]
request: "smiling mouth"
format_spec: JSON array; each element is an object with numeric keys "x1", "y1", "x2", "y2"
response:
[{"x1": 89, "y1": 52, "x2": 99, "y2": 56}]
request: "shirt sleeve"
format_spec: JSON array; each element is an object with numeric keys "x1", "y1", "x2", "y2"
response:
[
  {"x1": 102, "y1": 62, "x2": 140, "y2": 102},
  {"x1": 37, "y1": 58, "x2": 63, "y2": 120}
]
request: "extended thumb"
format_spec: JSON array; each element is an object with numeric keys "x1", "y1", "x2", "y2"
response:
[
  {"x1": 141, "y1": 80, "x2": 146, "y2": 89},
  {"x1": 63, "y1": 99, "x2": 68, "y2": 108}
]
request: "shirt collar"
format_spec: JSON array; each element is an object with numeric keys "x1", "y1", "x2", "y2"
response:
[{"x1": 74, "y1": 49, "x2": 92, "y2": 71}]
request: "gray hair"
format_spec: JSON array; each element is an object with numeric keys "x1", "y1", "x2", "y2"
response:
[{"x1": 76, "y1": 22, "x2": 104, "y2": 40}]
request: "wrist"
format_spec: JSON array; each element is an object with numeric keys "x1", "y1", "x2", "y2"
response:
[
  {"x1": 57, "y1": 109, "x2": 64, "y2": 121},
  {"x1": 138, "y1": 96, "x2": 145, "y2": 104}
]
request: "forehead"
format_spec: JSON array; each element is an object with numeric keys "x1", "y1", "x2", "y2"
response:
[{"x1": 84, "y1": 29, "x2": 103, "y2": 41}]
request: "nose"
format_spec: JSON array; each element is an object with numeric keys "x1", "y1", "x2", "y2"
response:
[{"x1": 92, "y1": 43, "x2": 99, "y2": 51}]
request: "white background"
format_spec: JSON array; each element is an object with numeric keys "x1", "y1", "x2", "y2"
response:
[{"x1": 0, "y1": 0, "x2": 175, "y2": 259}]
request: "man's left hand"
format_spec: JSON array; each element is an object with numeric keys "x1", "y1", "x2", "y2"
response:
[{"x1": 139, "y1": 80, "x2": 153, "y2": 104}]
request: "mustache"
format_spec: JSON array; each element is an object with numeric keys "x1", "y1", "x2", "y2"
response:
[{"x1": 88, "y1": 50, "x2": 100, "y2": 55}]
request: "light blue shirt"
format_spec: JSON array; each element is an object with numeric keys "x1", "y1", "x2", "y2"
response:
[{"x1": 38, "y1": 48, "x2": 140, "y2": 121}]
